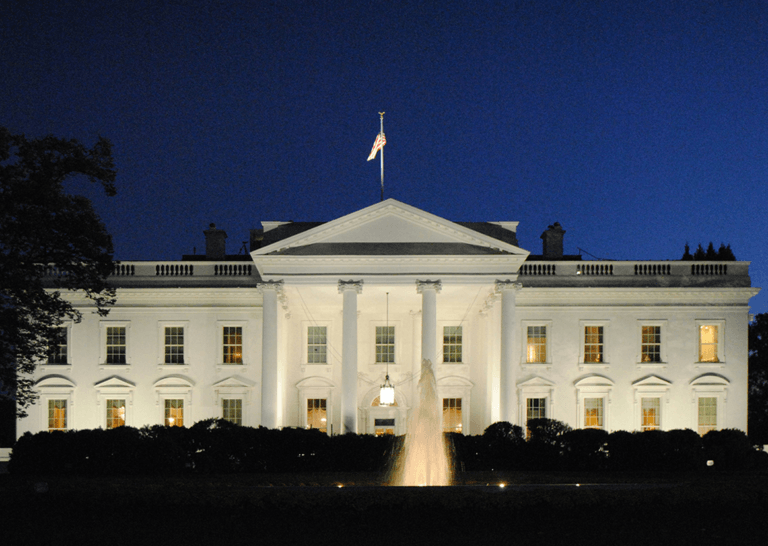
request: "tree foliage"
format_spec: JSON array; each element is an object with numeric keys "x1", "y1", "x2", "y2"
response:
[
  {"x1": 749, "y1": 313, "x2": 768, "y2": 443},
  {"x1": 683, "y1": 242, "x2": 736, "y2": 261},
  {"x1": 0, "y1": 127, "x2": 117, "y2": 416}
]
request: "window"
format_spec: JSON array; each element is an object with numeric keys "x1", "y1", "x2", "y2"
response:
[
  {"x1": 222, "y1": 399, "x2": 242, "y2": 425},
  {"x1": 106, "y1": 399, "x2": 126, "y2": 429},
  {"x1": 641, "y1": 397, "x2": 660, "y2": 431},
  {"x1": 48, "y1": 399, "x2": 67, "y2": 431},
  {"x1": 526, "y1": 326, "x2": 547, "y2": 363},
  {"x1": 584, "y1": 326, "x2": 603, "y2": 363},
  {"x1": 442, "y1": 398, "x2": 462, "y2": 433},
  {"x1": 641, "y1": 326, "x2": 661, "y2": 363},
  {"x1": 699, "y1": 325, "x2": 719, "y2": 363},
  {"x1": 164, "y1": 399, "x2": 184, "y2": 427},
  {"x1": 584, "y1": 398, "x2": 604, "y2": 429},
  {"x1": 698, "y1": 397, "x2": 717, "y2": 435},
  {"x1": 376, "y1": 326, "x2": 395, "y2": 363},
  {"x1": 47, "y1": 327, "x2": 68, "y2": 364},
  {"x1": 633, "y1": 375, "x2": 670, "y2": 432},
  {"x1": 106, "y1": 326, "x2": 127, "y2": 364},
  {"x1": 164, "y1": 326, "x2": 184, "y2": 364},
  {"x1": 374, "y1": 418, "x2": 395, "y2": 436},
  {"x1": 307, "y1": 398, "x2": 327, "y2": 432},
  {"x1": 307, "y1": 326, "x2": 327, "y2": 364},
  {"x1": 223, "y1": 326, "x2": 243, "y2": 364},
  {"x1": 526, "y1": 398, "x2": 546, "y2": 436},
  {"x1": 443, "y1": 326, "x2": 463, "y2": 363}
]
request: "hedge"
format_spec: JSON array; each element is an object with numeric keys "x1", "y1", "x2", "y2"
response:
[{"x1": 8, "y1": 419, "x2": 767, "y2": 475}]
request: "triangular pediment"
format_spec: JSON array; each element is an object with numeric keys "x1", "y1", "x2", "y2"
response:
[
  {"x1": 251, "y1": 199, "x2": 529, "y2": 280},
  {"x1": 253, "y1": 199, "x2": 527, "y2": 256},
  {"x1": 213, "y1": 376, "x2": 256, "y2": 389},
  {"x1": 518, "y1": 376, "x2": 556, "y2": 388},
  {"x1": 632, "y1": 375, "x2": 671, "y2": 388},
  {"x1": 94, "y1": 376, "x2": 136, "y2": 390}
]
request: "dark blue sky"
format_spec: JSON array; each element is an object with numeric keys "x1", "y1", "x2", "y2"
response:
[{"x1": 3, "y1": 1, "x2": 766, "y2": 313}]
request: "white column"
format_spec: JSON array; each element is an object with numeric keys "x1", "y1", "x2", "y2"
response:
[
  {"x1": 497, "y1": 281, "x2": 521, "y2": 423},
  {"x1": 416, "y1": 280, "x2": 442, "y2": 366},
  {"x1": 259, "y1": 281, "x2": 283, "y2": 429},
  {"x1": 339, "y1": 280, "x2": 363, "y2": 434}
]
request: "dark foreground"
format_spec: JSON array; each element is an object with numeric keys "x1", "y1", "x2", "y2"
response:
[{"x1": 2, "y1": 471, "x2": 768, "y2": 545}]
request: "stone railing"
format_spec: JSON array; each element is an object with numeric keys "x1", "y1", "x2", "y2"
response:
[{"x1": 519, "y1": 260, "x2": 747, "y2": 279}]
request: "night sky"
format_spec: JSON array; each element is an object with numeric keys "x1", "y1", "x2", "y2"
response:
[{"x1": 2, "y1": 1, "x2": 766, "y2": 314}]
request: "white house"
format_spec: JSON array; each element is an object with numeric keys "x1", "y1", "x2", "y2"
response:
[{"x1": 18, "y1": 199, "x2": 760, "y2": 438}]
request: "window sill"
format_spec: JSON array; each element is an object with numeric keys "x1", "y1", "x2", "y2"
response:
[
  {"x1": 300, "y1": 363, "x2": 332, "y2": 373},
  {"x1": 438, "y1": 363, "x2": 469, "y2": 374},
  {"x1": 100, "y1": 364, "x2": 131, "y2": 372},
  {"x1": 695, "y1": 362, "x2": 726, "y2": 369},
  {"x1": 521, "y1": 362, "x2": 552, "y2": 371},
  {"x1": 39, "y1": 364, "x2": 73, "y2": 373},
  {"x1": 579, "y1": 362, "x2": 610, "y2": 371},
  {"x1": 636, "y1": 362, "x2": 667, "y2": 370},
  {"x1": 216, "y1": 364, "x2": 249, "y2": 372},
  {"x1": 158, "y1": 364, "x2": 190, "y2": 372}
]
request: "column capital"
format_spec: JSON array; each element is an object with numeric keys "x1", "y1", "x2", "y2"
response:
[
  {"x1": 257, "y1": 280, "x2": 284, "y2": 294},
  {"x1": 416, "y1": 280, "x2": 442, "y2": 294},
  {"x1": 495, "y1": 280, "x2": 522, "y2": 293},
  {"x1": 338, "y1": 279, "x2": 363, "y2": 294}
]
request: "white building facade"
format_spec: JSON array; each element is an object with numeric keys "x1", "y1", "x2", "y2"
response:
[{"x1": 18, "y1": 200, "x2": 760, "y2": 438}]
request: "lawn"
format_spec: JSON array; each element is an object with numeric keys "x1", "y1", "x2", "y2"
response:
[{"x1": 2, "y1": 471, "x2": 767, "y2": 545}]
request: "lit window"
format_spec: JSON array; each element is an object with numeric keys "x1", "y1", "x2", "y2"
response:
[
  {"x1": 47, "y1": 327, "x2": 68, "y2": 364},
  {"x1": 106, "y1": 399, "x2": 126, "y2": 429},
  {"x1": 222, "y1": 399, "x2": 242, "y2": 425},
  {"x1": 106, "y1": 326, "x2": 126, "y2": 364},
  {"x1": 584, "y1": 398, "x2": 604, "y2": 429},
  {"x1": 307, "y1": 326, "x2": 327, "y2": 364},
  {"x1": 526, "y1": 398, "x2": 546, "y2": 436},
  {"x1": 526, "y1": 326, "x2": 547, "y2": 363},
  {"x1": 584, "y1": 326, "x2": 603, "y2": 363},
  {"x1": 165, "y1": 399, "x2": 184, "y2": 427},
  {"x1": 699, "y1": 325, "x2": 719, "y2": 363},
  {"x1": 374, "y1": 418, "x2": 395, "y2": 436},
  {"x1": 48, "y1": 399, "x2": 67, "y2": 431},
  {"x1": 223, "y1": 326, "x2": 243, "y2": 364},
  {"x1": 443, "y1": 326, "x2": 463, "y2": 363},
  {"x1": 641, "y1": 326, "x2": 661, "y2": 363},
  {"x1": 376, "y1": 326, "x2": 395, "y2": 363},
  {"x1": 641, "y1": 397, "x2": 660, "y2": 431},
  {"x1": 307, "y1": 398, "x2": 327, "y2": 432},
  {"x1": 442, "y1": 398, "x2": 462, "y2": 433},
  {"x1": 698, "y1": 397, "x2": 717, "y2": 435},
  {"x1": 164, "y1": 327, "x2": 184, "y2": 364}
]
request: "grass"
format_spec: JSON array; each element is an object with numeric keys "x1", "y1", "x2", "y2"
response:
[{"x1": 2, "y1": 470, "x2": 768, "y2": 545}]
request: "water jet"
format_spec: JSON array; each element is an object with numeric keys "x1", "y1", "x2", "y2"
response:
[{"x1": 390, "y1": 359, "x2": 453, "y2": 486}]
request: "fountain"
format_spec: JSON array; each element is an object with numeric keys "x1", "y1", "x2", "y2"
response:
[{"x1": 390, "y1": 359, "x2": 453, "y2": 486}]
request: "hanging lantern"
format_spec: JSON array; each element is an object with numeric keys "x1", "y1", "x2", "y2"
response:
[
  {"x1": 380, "y1": 375, "x2": 395, "y2": 406},
  {"x1": 379, "y1": 292, "x2": 395, "y2": 406}
]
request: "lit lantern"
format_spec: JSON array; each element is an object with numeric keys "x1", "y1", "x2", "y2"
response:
[
  {"x1": 379, "y1": 292, "x2": 395, "y2": 406},
  {"x1": 380, "y1": 375, "x2": 395, "y2": 406}
]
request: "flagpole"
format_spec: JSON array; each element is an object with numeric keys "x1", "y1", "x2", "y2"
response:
[{"x1": 379, "y1": 112, "x2": 385, "y2": 201}]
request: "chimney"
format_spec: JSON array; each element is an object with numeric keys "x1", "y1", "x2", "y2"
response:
[
  {"x1": 541, "y1": 222, "x2": 565, "y2": 259},
  {"x1": 204, "y1": 223, "x2": 227, "y2": 260},
  {"x1": 249, "y1": 228, "x2": 264, "y2": 252}
]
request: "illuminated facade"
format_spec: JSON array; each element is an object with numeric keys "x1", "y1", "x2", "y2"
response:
[{"x1": 18, "y1": 199, "x2": 759, "y2": 438}]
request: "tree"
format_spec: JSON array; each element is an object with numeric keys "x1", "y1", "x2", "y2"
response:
[
  {"x1": 749, "y1": 313, "x2": 768, "y2": 443},
  {"x1": 0, "y1": 127, "x2": 117, "y2": 416}
]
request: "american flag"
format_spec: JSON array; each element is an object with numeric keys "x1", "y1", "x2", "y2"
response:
[{"x1": 367, "y1": 132, "x2": 386, "y2": 161}]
